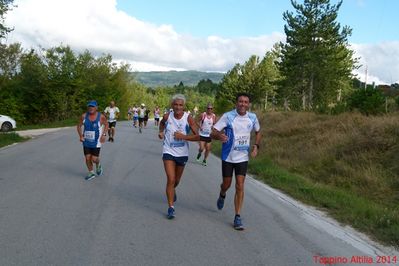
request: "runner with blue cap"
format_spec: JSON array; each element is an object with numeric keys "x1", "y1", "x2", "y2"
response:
[{"x1": 77, "y1": 100, "x2": 109, "y2": 180}]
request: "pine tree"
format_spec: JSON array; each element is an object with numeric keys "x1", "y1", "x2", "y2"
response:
[{"x1": 279, "y1": 0, "x2": 358, "y2": 110}]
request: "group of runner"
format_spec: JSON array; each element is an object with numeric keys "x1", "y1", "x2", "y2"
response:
[
  {"x1": 160, "y1": 92, "x2": 261, "y2": 230},
  {"x1": 77, "y1": 92, "x2": 261, "y2": 230},
  {"x1": 127, "y1": 104, "x2": 161, "y2": 133}
]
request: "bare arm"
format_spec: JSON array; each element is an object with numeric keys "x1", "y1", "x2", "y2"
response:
[
  {"x1": 101, "y1": 114, "x2": 109, "y2": 133},
  {"x1": 173, "y1": 115, "x2": 199, "y2": 141},
  {"x1": 210, "y1": 128, "x2": 228, "y2": 143},
  {"x1": 188, "y1": 115, "x2": 198, "y2": 136},
  {"x1": 251, "y1": 130, "x2": 262, "y2": 158},
  {"x1": 77, "y1": 114, "x2": 85, "y2": 142},
  {"x1": 158, "y1": 113, "x2": 169, "y2": 139},
  {"x1": 100, "y1": 114, "x2": 108, "y2": 143}
]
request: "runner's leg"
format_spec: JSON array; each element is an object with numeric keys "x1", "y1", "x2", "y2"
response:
[
  {"x1": 174, "y1": 165, "x2": 185, "y2": 188},
  {"x1": 197, "y1": 141, "x2": 205, "y2": 160},
  {"x1": 164, "y1": 160, "x2": 178, "y2": 207},
  {"x1": 204, "y1": 142, "x2": 211, "y2": 160},
  {"x1": 111, "y1": 126, "x2": 115, "y2": 139},
  {"x1": 85, "y1": 154, "x2": 94, "y2": 172},
  {"x1": 234, "y1": 175, "x2": 245, "y2": 215}
]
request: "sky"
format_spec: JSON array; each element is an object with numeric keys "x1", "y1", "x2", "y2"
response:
[{"x1": 4, "y1": 0, "x2": 399, "y2": 84}]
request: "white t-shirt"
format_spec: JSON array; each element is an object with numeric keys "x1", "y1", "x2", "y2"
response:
[
  {"x1": 133, "y1": 107, "x2": 139, "y2": 117},
  {"x1": 213, "y1": 109, "x2": 260, "y2": 163},
  {"x1": 104, "y1": 106, "x2": 120, "y2": 122},
  {"x1": 162, "y1": 111, "x2": 190, "y2": 157},
  {"x1": 139, "y1": 107, "x2": 146, "y2": 118}
]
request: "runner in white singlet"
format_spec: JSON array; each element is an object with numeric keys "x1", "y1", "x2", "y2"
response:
[
  {"x1": 195, "y1": 103, "x2": 217, "y2": 166},
  {"x1": 158, "y1": 94, "x2": 198, "y2": 219}
]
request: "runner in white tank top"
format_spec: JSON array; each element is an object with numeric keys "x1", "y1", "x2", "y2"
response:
[
  {"x1": 196, "y1": 103, "x2": 217, "y2": 166},
  {"x1": 158, "y1": 94, "x2": 198, "y2": 219}
]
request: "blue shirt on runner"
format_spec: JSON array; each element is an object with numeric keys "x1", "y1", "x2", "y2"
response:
[{"x1": 83, "y1": 112, "x2": 103, "y2": 148}]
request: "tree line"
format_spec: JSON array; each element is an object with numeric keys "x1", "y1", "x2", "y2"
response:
[{"x1": 217, "y1": 0, "x2": 399, "y2": 115}]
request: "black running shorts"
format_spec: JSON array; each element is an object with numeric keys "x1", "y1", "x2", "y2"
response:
[
  {"x1": 222, "y1": 161, "x2": 248, "y2": 178},
  {"x1": 199, "y1": 136, "x2": 212, "y2": 143},
  {"x1": 108, "y1": 121, "x2": 116, "y2": 128},
  {"x1": 83, "y1": 147, "x2": 101, "y2": 157}
]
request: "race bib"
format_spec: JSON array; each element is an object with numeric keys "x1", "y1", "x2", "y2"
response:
[
  {"x1": 201, "y1": 129, "x2": 211, "y2": 136},
  {"x1": 234, "y1": 135, "x2": 250, "y2": 151},
  {"x1": 170, "y1": 141, "x2": 185, "y2": 148},
  {"x1": 84, "y1": 131, "x2": 96, "y2": 141}
]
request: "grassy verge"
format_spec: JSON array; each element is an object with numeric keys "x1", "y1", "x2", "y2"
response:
[
  {"x1": 0, "y1": 132, "x2": 29, "y2": 148},
  {"x1": 17, "y1": 118, "x2": 77, "y2": 131},
  {"x1": 249, "y1": 156, "x2": 399, "y2": 247},
  {"x1": 212, "y1": 111, "x2": 399, "y2": 247}
]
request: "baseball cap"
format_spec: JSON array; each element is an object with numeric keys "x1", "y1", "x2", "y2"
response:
[
  {"x1": 141, "y1": 103, "x2": 145, "y2": 107},
  {"x1": 87, "y1": 100, "x2": 98, "y2": 107}
]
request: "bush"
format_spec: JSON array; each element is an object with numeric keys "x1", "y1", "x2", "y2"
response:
[{"x1": 347, "y1": 88, "x2": 385, "y2": 115}]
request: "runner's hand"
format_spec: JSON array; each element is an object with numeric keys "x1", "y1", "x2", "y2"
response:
[
  {"x1": 251, "y1": 146, "x2": 258, "y2": 158},
  {"x1": 100, "y1": 135, "x2": 106, "y2": 144},
  {"x1": 219, "y1": 133, "x2": 228, "y2": 143},
  {"x1": 174, "y1": 131, "x2": 185, "y2": 140},
  {"x1": 158, "y1": 132, "x2": 164, "y2": 140},
  {"x1": 80, "y1": 136, "x2": 84, "y2": 142}
]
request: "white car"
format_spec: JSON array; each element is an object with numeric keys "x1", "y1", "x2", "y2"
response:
[{"x1": 0, "y1": 115, "x2": 17, "y2": 132}]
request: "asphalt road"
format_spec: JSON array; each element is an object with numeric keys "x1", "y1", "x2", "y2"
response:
[{"x1": 0, "y1": 121, "x2": 394, "y2": 266}]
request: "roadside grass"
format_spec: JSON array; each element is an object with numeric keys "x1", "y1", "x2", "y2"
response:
[
  {"x1": 0, "y1": 132, "x2": 29, "y2": 148},
  {"x1": 212, "y1": 111, "x2": 399, "y2": 247},
  {"x1": 17, "y1": 118, "x2": 77, "y2": 131}
]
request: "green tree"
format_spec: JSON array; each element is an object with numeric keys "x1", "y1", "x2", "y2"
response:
[
  {"x1": 217, "y1": 45, "x2": 281, "y2": 110},
  {"x1": 279, "y1": 0, "x2": 358, "y2": 110},
  {"x1": 348, "y1": 88, "x2": 385, "y2": 116},
  {"x1": 0, "y1": 0, "x2": 13, "y2": 40}
]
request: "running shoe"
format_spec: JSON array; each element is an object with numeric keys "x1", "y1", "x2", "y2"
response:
[
  {"x1": 85, "y1": 172, "x2": 96, "y2": 181},
  {"x1": 196, "y1": 153, "x2": 201, "y2": 162},
  {"x1": 167, "y1": 207, "x2": 175, "y2": 219},
  {"x1": 233, "y1": 215, "x2": 244, "y2": 231},
  {"x1": 217, "y1": 194, "x2": 225, "y2": 210},
  {"x1": 202, "y1": 160, "x2": 207, "y2": 166},
  {"x1": 96, "y1": 164, "x2": 103, "y2": 176},
  {"x1": 139, "y1": 127, "x2": 142, "y2": 133}
]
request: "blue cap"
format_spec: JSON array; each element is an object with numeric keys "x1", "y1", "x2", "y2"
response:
[{"x1": 87, "y1": 100, "x2": 98, "y2": 107}]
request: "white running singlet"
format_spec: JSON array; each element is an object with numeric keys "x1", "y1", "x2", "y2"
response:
[
  {"x1": 199, "y1": 112, "x2": 216, "y2": 137},
  {"x1": 162, "y1": 111, "x2": 190, "y2": 157},
  {"x1": 104, "y1": 106, "x2": 120, "y2": 122}
]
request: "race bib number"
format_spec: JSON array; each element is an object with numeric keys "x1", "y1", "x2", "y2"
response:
[
  {"x1": 171, "y1": 140, "x2": 185, "y2": 148},
  {"x1": 84, "y1": 131, "x2": 96, "y2": 141},
  {"x1": 201, "y1": 129, "x2": 211, "y2": 136},
  {"x1": 234, "y1": 135, "x2": 250, "y2": 151}
]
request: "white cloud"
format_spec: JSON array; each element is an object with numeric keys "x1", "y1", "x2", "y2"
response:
[
  {"x1": 351, "y1": 42, "x2": 399, "y2": 84},
  {"x1": 4, "y1": 0, "x2": 399, "y2": 85},
  {"x1": 5, "y1": 0, "x2": 284, "y2": 72}
]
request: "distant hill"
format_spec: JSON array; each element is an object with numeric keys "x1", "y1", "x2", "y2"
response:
[{"x1": 131, "y1": 70, "x2": 224, "y2": 87}]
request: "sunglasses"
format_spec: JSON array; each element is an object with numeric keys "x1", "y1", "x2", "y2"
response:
[{"x1": 207, "y1": 107, "x2": 213, "y2": 110}]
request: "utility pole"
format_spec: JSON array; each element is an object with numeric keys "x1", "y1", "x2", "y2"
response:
[{"x1": 364, "y1": 65, "x2": 368, "y2": 89}]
